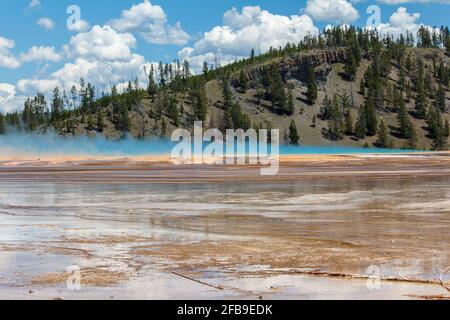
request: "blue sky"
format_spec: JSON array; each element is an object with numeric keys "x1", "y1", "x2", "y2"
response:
[{"x1": 0, "y1": 0, "x2": 449, "y2": 112}]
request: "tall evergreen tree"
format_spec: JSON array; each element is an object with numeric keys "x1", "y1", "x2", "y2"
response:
[
  {"x1": 286, "y1": 88, "x2": 295, "y2": 115},
  {"x1": 397, "y1": 97, "x2": 412, "y2": 139},
  {"x1": 289, "y1": 120, "x2": 300, "y2": 145},
  {"x1": 404, "y1": 124, "x2": 418, "y2": 150},
  {"x1": 268, "y1": 64, "x2": 286, "y2": 111},
  {"x1": 0, "y1": 113, "x2": 5, "y2": 134},
  {"x1": 435, "y1": 85, "x2": 447, "y2": 112},
  {"x1": 147, "y1": 64, "x2": 158, "y2": 98},
  {"x1": 305, "y1": 65, "x2": 318, "y2": 105},
  {"x1": 97, "y1": 110, "x2": 104, "y2": 132},
  {"x1": 376, "y1": 118, "x2": 394, "y2": 149},
  {"x1": 239, "y1": 69, "x2": 248, "y2": 92},
  {"x1": 327, "y1": 95, "x2": 345, "y2": 140}
]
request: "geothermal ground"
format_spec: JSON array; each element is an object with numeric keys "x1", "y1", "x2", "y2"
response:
[{"x1": 0, "y1": 154, "x2": 449, "y2": 300}]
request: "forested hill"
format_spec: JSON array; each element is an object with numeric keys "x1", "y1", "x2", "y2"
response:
[{"x1": 1, "y1": 25, "x2": 450, "y2": 150}]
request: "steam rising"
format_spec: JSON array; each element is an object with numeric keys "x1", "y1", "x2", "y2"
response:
[{"x1": 0, "y1": 132, "x2": 414, "y2": 159}]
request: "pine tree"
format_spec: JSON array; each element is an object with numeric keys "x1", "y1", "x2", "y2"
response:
[
  {"x1": 376, "y1": 119, "x2": 394, "y2": 149},
  {"x1": 435, "y1": 85, "x2": 447, "y2": 112},
  {"x1": 345, "y1": 110, "x2": 354, "y2": 136},
  {"x1": 161, "y1": 118, "x2": 167, "y2": 136},
  {"x1": 320, "y1": 95, "x2": 332, "y2": 120},
  {"x1": 355, "y1": 104, "x2": 367, "y2": 139},
  {"x1": 168, "y1": 96, "x2": 179, "y2": 127},
  {"x1": 404, "y1": 124, "x2": 418, "y2": 150},
  {"x1": 365, "y1": 101, "x2": 378, "y2": 136},
  {"x1": 0, "y1": 113, "x2": 5, "y2": 134},
  {"x1": 286, "y1": 88, "x2": 295, "y2": 115},
  {"x1": 87, "y1": 114, "x2": 94, "y2": 131},
  {"x1": 239, "y1": 69, "x2": 248, "y2": 92},
  {"x1": 147, "y1": 65, "x2": 158, "y2": 98},
  {"x1": 397, "y1": 97, "x2": 411, "y2": 139},
  {"x1": 289, "y1": 120, "x2": 300, "y2": 145},
  {"x1": 118, "y1": 104, "x2": 130, "y2": 133},
  {"x1": 51, "y1": 87, "x2": 63, "y2": 124},
  {"x1": 327, "y1": 95, "x2": 345, "y2": 140},
  {"x1": 305, "y1": 65, "x2": 318, "y2": 105},
  {"x1": 345, "y1": 51, "x2": 357, "y2": 81},
  {"x1": 268, "y1": 64, "x2": 286, "y2": 111},
  {"x1": 97, "y1": 110, "x2": 104, "y2": 132},
  {"x1": 414, "y1": 60, "x2": 428, "y2": 119},
  {"x1": 203, "y1": 61, "x2": 209, "y2": 77}
]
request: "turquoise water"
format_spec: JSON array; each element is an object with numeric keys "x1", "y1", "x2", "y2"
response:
[
  {"x1": 0, "y1": 133, "x2": 419, "y2": 156},
  {"x1": 279, "y1": 145, "x2": 418, "y2": 155}
]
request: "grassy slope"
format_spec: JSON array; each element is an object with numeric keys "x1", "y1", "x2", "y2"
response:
[{"x1": 73, "y1": 47, "x2": 450, "y2": 150}]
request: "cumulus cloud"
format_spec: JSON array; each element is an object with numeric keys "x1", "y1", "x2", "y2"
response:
[
  {"x1": 0, "y1": 83, "x2": 26, "y2": 113},
  {"x1": 37, "y1": 18, "x2": 55, "y2": 30},
  {"x1": 108, "y1": 0, "x2": 190, "y2": 45},
  {"x1": 373, "y1": 7, "x2": 427, "y2": 38},
  {"x1": 68, "y1": 20, "x2": 90, "y2": 33},
  {"x1": 27, "y1": 0, "x2": 40, "y2": 10},
  {"x1": 0, "y1": 37, "x2": 21, "y2": 69},
  {"x1": 20, "y1": 46, "x2": 63, "y2": 63},
  {"x1": 305, "y1": 0, "x2": 360, "y2": 24},
  {"x1": 16, "y1": 25, "x2": 151, "y2": 98},
  {"x1": 63, "y1": 25, "x2": 136, "y2": 61},
  {"x1": 179, "y1": 6, "x2": 319, "y2": 72}
]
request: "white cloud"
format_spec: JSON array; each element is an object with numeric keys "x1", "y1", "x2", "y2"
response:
[
  {"x1": 108, "y1": 0, "x2": 190, "y2": 45},
  {"x1": 0, "y1": 83, "x2": 26, "y2": 113},
  {"x1": 37, "y1": 18, "x2": 55, "y2": 30},
  {"x1": 68, "y1": 20, "x2": 90, "y2": 33},
  {"x1": 27, "y1": 0, "x2": 40, "y2": 10},
  {"x1": 63, "y1": 25, "x2": 136, "y2": 61},
  {"x1": 20, "y1": 46, "x2": 63, "y2": 63},
  {"x1": 374, "y1": 7, "x2": 426, "y2": 38},
  {"x1": 17, "y1": 79, "x2": 60, "y2": 95},
  {"x1": 179, "y1": 6, "x2": 319, "y2": 72},
  {"x1": 305, "y1": 0, "x2": 360, "y2": 24},
  {"x1": 0, "y1": 37, "x2": 21, "y2": 69},
  {"x1": 16, "y1": 25, "x2": 152, "y2": 98}
]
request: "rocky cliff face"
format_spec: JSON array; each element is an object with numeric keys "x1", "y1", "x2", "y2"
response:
[
  {"x1": 240, "y1": 48, "x2": 349, "y2": 86},
  {"x1": 280, "y1": 48, "x2": 349, "y2": 82}
]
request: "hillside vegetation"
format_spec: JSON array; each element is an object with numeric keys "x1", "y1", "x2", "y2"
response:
[{"x1": 1, "y1": 26, "x2": 450, "y2": 150}]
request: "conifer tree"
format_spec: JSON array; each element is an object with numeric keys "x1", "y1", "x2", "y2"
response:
[
  {"x1": 404, "y1": 124, "x2": 418, "y2": 150},
  {"x1": 355, "y1": 104, "x2": 367, "y2": 139},
  {"x1": 376, "y1": 119, "x2": 394, "y2": 149},
  {"x1": 397, "y1": 97, "x2": 411, "y2": 139},
  {"x1": 345, "y1": 110, "x2": 354, "y2": 136},
  {"x1": 286, "y1": 88, "x2": 295, "y2": 115},
  {"x1": 327, "y1": 95, "x2": 345, "y2": 140},
  {"x1": 320, "y1": 95, "x2": 332, "y2": 120},
  {"x1": 365, "y1": 101, "x2": 378, "y2": 136},
  {"x1": 97, "y1": 109, "x2": 104, "y2": 132},
  {"x1": 161, "y1": 118, "x2": 167, "y2": 136},
  {"x1": 0, "y1": 113, "x2": 5, "y2": 134},
  {"x1": 289, "y1": 120, "x2": 300, "y2": 145},
  {"x1": 305, "y1": 65, "x2": 317, "y2": 105},
  {"x1": 268, "y1": 64, "x2": 286, "y2": 111},
  {"x1": 435, "y1": 85, "x2": 447, "y2": 112},
  {"x1": 414, "y1": 60, "x2": 428, "y2": 119},
  {"x1": 239, "y1": 70, "x2": 248, "y2": 92},
  {"x1": 87, "y1": 114, "x2": 94, "y2": 131},
  {"x1": 345, "y1": 51, "x2": 357, "y2": 81},
  {"x1": 147, "y1": 65, "x2": 158, "y2": 98}
]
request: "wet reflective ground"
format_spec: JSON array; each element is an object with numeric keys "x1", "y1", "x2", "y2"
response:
[{"x1": 0, "y1": 157, "x2": 449, "y2": 299}]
